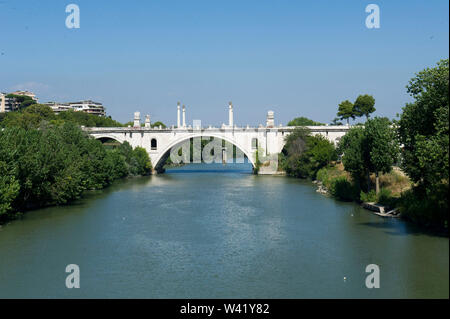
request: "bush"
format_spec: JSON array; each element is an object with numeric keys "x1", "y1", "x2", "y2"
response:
[
  {"x1": 360, "y1": 190, "x2": 377, "y2": 203},
  {"x1": 376, "y1": 188, "x2": 396, "y2": 207},
  {"x1": 329, "y1": 177, "x2": 357, "y2": 201},
  {"x1": 0, "y1": 161, "x2": 20, "y2": 217},
  {"x1": 281, "y1": 128, "x2": 337, "y2": 179},
  {"x1": 399, "y1": 185, "x2": 448, "y2": 229},
  {"x1": 316, "y1": 167, "x2": 330, "y2": 185},
  {"x1": 130, "y1": 147, "x2": 152, "y2": 176}
]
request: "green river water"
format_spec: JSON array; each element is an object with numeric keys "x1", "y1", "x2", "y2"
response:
[{"x1": 0, "y1": 163, "x2": 448, "y2": 298}]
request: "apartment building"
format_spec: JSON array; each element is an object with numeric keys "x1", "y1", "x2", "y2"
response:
[
  {"x1": 10, "y1": 90, "x2": 38, "y2": 102},
  {"x1": 0, "y1": 92, "x2": 20, "y2": 112},
  {"x1": 68, "y1": 100, "x2": 106, "y2": 116},
  {"x1": 44, "y1": 101, "x2": 72, "y2": 114}
]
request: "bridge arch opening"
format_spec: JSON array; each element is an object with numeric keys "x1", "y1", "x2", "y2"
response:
[
  {"x1": 153, "y1": 135, "x2": 255, "y2": 174},
  {"x1": 95, "y1": 136, "x2": 123, "y2": 148}
]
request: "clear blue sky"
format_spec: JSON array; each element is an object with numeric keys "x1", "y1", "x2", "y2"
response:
[{"x1": 1, "y1": 0, "x2": 448, "y2": 126}]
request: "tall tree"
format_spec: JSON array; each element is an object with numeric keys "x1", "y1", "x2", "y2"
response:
[
  {"x1": 338, "y1": 118, "x2": 399, "y2": 194},
  {"x1": 337, "y1": 127, "x2": 368, "y2": 189},
  {"x1": 398, "y1": 59, "x2": 449, "y2": 189},
  {"x1": 353, "y1": 94, "x2": 376, "y2": 119},
  {"x1": 287, "y1": 117, "x2": 324, "y2": 126},
  {"x1": 331, "y1": 117, "x2": 343, "y2": 125},
  {"x1": 364, "y1": 117, "x2": 399, "y2": 194},
  {"x1": 337, "y1": 100, "x2": 355, "y2": 125}
]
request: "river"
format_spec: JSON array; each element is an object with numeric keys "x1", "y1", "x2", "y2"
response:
[{"x1": 0, "y1": 163, "x2": 448, "y2": 298}]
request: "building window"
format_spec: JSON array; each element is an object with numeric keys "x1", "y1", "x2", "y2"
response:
[
  {"x1": 251, "y1": 138, "x2": 258, "y2": 150},
  {"x1": 151, "y1": 138, "x2": 157, "y2": 150}
]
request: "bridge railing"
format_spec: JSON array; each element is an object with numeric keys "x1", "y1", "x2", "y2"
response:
[{"x1": 82, "y1": 125, "x2": 353, "y2": 133}]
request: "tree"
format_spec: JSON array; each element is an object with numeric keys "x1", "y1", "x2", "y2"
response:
[
  {"x1": 0, "y1": 122, "x2": 153, "y2": 223},
  {"x1": 24, "y1": 104, "x2": 55, "y2": 120},
  {"x1": 338, "y1": 118, "x2": 399, "y2": 194},
  {"x1": 337, "y1": 100, "x2": 355, "y2": 125},
  {"x1": 337, "y1": 127, "x2": 368, "y2": 189},
  {"x1": 0, "y1": 104, "x2": 55, "y2": 129},
  {"x1": 397, "y1": 59, "x2": 449, "y2": 228},
  {"x1": 331, "y1": 117, "x2": 343, "y2": 126},
  {"x1": 56, "y1": 110, "x2": 124, "y2": 127},
  {"x1": 281, "y1": 127, "x2": 336, "y2": 178},
  {"x1": 151, "y1": 121, "x2": 166, "y2": 128},
  {"x1": 287, "y1": 117, "x2": 325, "y2": 126},
  {"x1": 0, "y1": 161, "x2": 20, "y2": 218},
  {"x1": 353, "y1": 94, "x2": 376, "y2": 119},
  {"x1": 398, "y1": 59, "x2": 449, "y2": 188},
  {"x1": 364, "y1": 117, "x2": 399, "y2": 194},
  {"x1": 131, "y1": 147, "x2": 152, "y2": 175}
]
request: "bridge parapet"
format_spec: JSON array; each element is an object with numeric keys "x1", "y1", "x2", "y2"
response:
[
  {"x1": 84, "y1": 125, "x2": 352, "y2": 174},
  {"x1": 83, "y1": 125, "x2": 352, "y2": 133}
]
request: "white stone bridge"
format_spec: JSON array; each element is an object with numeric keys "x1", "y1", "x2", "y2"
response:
[{"x1": 83, "y1": 103, "x2": 351, "y2": 174}]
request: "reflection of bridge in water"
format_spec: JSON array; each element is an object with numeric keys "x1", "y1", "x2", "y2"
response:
[{"x1": 83, "y1": 102, "x2": 351, "y2": 174}]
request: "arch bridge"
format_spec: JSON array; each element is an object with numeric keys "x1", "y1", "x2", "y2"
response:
[{"x1": 83, "y1": 104, "x2": 351, "y2": 174}]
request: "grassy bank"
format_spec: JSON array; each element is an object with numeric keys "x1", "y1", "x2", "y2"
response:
[
  {"x1": 315, "y1": 163, "x2": 448, "y2": 231},
  {"x1": 316, "y1": 163, "x2": 410, "y2": 202}
]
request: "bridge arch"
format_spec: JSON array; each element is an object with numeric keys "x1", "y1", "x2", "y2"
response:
[
  {"x1": 153, "y1": 133, "x2": 256, "y2": 171},
  {"x1": 92, "y1": 134, "x2": 125, "y2": 144}
]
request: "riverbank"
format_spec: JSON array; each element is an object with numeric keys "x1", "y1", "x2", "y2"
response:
[
  {"x1": 314, "y1": 163, "x2": 448, "y2": 234},
  {"x1": 0, "y1": 124, "x2": 152, "y2": 225}
]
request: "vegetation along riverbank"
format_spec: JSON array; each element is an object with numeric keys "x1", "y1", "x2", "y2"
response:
[
  {"x1": 0, "y1": 107, "x2": 154, "y2": 224},
  {"x1": 279, "y1": 59, "x2": 448, "y2": 232},
  {"x1": 0, "y1": 60, "x2": 448, "y2": 233}
]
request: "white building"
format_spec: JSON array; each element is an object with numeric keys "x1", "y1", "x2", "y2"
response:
[
  {"x1": 68, "y1": 100, "x2": 106, "y2": 116},
  {"x1": 44, "y1": 102, "x2": 72, "y2": 114}
]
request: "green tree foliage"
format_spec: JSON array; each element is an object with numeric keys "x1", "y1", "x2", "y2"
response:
[
  {"x1": 287, "y1": 117, "x2": 325, "y2": 126},
  {"x1": 337, "y1": 100, "x2": 355, "y2": 125},
  {"x1": 281, "y1": 128, "x2": 337, "y2": 178},
  {"x1": 122, "y1": 121, "x2": 167, "y2": 128},
  {"x1": 329, "y1": 176, "x2": 358, "y2": 201},
  {"x1": 0, "y1": 161, "x2": 20, "y2": 216},
  {"x1": 55, "y1": 110, "x2": 124, "y2": 127},
  {"x1": 398, "y1": 59, "x2": 449, "y2": 188},
  {"x1": 337, "y1": 118, "x2": 398, "y2": 193},
  {"x1": 130, "y1": 147, "x2": 153, "y2": 175},
  {"x1": 337, "y1": 127, "x2": 368, "y2": 188},
  {"x1": 397, "y1": 59, "x2": 449, "y2": 228},
  {"x1": 151, "y1": 121, "x2": 166, "y2": 128},
  {"x1": 0, "y1": 124, "x2": 152, "y2": 223},
  {"x1": 331, "y1": 117, "x2": 343, "y2": 125},
  {"x1": 364, "y1": 117, "x2": 399, "y2": 194},
  {"x1": 0, "y1": 104, "x2": 55, "y2": 129},
  {"x1": 353, "y1": 94, "x2": 376, "y2": 119},
  {"x1": 0, "y1": 106, "x2": 124, "y2": 129}
]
